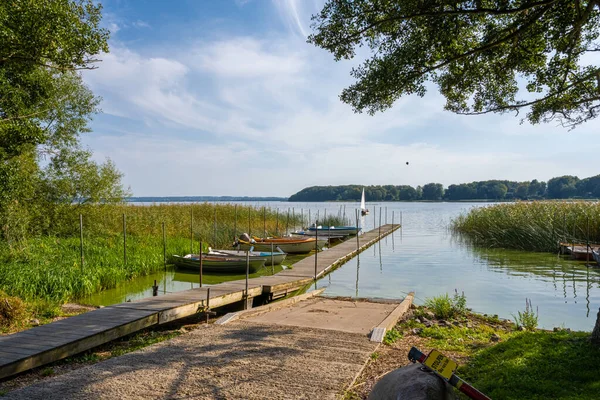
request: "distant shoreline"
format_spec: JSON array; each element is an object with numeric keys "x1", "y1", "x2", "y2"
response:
[{"x1": 127, "y1": 196, "x2": 288, "y2": 202}]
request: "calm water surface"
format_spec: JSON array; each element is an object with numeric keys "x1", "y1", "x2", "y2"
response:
[{"x1": 85, "y1": 201, "x2": 600, "y2": 331}]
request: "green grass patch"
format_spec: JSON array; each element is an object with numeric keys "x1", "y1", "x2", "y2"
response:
[{"x1": 459, "y1": 331, "x2": 600, "y2": 399}]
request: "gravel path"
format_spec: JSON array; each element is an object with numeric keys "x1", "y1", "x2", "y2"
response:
[{"x1": 5, "y1": 321, "x2": 377, "y2": 400}]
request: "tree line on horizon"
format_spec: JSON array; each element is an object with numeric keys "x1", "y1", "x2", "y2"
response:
[{"x1": 288, "y1": 175, "x2": 600, "y2": 202}]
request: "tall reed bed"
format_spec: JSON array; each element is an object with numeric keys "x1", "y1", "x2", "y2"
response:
[
  {"x1": 0, "y1": 203, "x2": 302, "y2": 304},
  {"x1": 452, "y1": 202, "x2": 600, "y2": 252}
]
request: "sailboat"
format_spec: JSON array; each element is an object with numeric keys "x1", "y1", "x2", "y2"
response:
[{"x1": 361, "y1": 188, "x2": 369, "y2": 216}]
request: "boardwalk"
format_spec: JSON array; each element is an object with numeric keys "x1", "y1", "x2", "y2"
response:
[{"x1": 0, "y1": 224, "x2": 399, "y2": 380}]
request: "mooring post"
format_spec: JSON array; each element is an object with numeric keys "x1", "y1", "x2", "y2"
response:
[
  {"x1": 355, "y1": 209, "x2": 360, "y2": 252},
  {"x1": 586, "y1": 215, "x2": 590, "y2": 263},
  {"x1": 190, "y1": 207, "x2": 193, "y2": 254},
  {"x1": 379, "y1": 207, "x2": 382, "y2": 238},
  {"x1": 373, "y1": 207, "x2": 376, "y2": 232},
  {"x1": 248, "y1": 207, "x2": 251, "y2": 237},
  {"x1": 271, "y1": 242, "x2": 275, "y2": 275},
  {"x1": 392, "y1": 210, "x2": 395, "y2": 230},
  {"x1": 213, "y1": 206, "x2": 217, "y2": 248},
  {"x1": 263, "y1": 206, "x2": 266, "y2": 238},
  {"x1": 234, "y1": 204, "x2": 238, "y2": 241},
  {"x1": 314, "y1": 220, "x2": 318, "y2": 280},
  {"x1": 401, "y1": 211, "x2": 403, "y2": 227},
  {"x1": 286, "y1": 208, "x2": 289, "y2": 235},
  {"x1": 386, "y1": 207, "x2": 388, "y2": 225},
  {"x1": 199, "y1": 240, "x2": 203, "y2": 288},
  {"x1": 162, "y1": 222, "x2": 167, "y2": 271},
  {"x1": 276, "y1": 208, "x2": 279, "y2": 237},
  {"x1": 292, "y1": 208, "x2": 295, "y2": 233},
  {"x1": 152, "y1": 279, "x2": 158, "y2": 296},
  {"x1": 301, "y1": 208, "x2": 304, "y2": 229},
  {"x1": 79, "y1": 214, "x2": 84, "y2": 270},
  {"x1": 122, "y1": 213, "x2": 127, "y2": 267},
  {"x1": 308, "y1": 209, "x2": 311, "y2": 227},
  {"x1": 245, "y1": 250, "x2": 250, "y2": 310},
  {"x1": 206, "y1": 287, "x2": 211, "y2": 323}
]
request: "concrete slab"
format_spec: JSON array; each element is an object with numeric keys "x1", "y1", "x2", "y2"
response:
[{"x1": 244, "y1": 297, "x2": 397, "y2": 335}]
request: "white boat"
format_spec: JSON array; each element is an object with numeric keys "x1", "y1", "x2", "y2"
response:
[
  {"x1": 307, "y1": 225, "x2": 361, "y2": 236},
  {"x1": 361, "y1": 188, "x2": 369, "y2": 216},
  {"x1": 237, "y1": 237, "x2": 327, "y2": 254},
  {"x1": 593, "y1": 249, "x2": 600, "y2": 266},
  {"x1": 209, "y1": 248, "x2": 287, "y2": 266}
]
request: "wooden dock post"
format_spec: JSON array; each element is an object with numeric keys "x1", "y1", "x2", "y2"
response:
[
  {"x1": 263, "y1": 206, "x2": 266, "y2": 238},
  {"x1": 152, "y1": 280, "x2": 158, "y2": 296},
  {"x1": 379, "y1": 207, "x2": 382, "y2": 238},
  {"x1": 308, "y1": 209, "x2": 311, "y2": 227},
  {"x1": 199, "y1": 240, "x2": 203, "y2": 288},
  {"x1": 213, "y1": 206, "x2": 217, "y2": 247},
  {"x1": 123, "y1": 213, "x2": 127, "y2": 267},
  {"x1": 586, "y1": 215, "x2": 590, "y2": 263},
  {"x1": 190, "y1": 208, "x2": 194, "y2": 254},
  {"x1": 234, "y1": 204, "x2": 238, "y2": 240},
  {"x1": 276, "y1": 208, "x2": 279, "y2": 236},
  {"x1": 248, "y1": 207, "x2": 251, "y2": 237},
  {"x1": 355, "y1": 209, "x2": 360, "y2": 252},
  {"x1": 162, "y1": 222, "x2": 167, "y2": 271},
  {"x1": 314, "y1": 220, "x2": 318, "y2": 280},
  {"x1": 286, "y1": 208, "x2": 290, "y2": 235},
  {"x1": 245, "y1": 251, "x2": 250, "y2": 310},
  {"x1": 79, "y1": 214, "x2": 84, "y2": 270}
]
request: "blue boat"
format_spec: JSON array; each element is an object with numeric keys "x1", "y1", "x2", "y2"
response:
[{"x1": 307, "y1": 225, "x2": 361, "y2": 235}]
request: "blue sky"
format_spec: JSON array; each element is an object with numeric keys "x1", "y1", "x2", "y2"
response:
[{"x1": 81, "y1": 0, "x2": 600, "y2": 197}]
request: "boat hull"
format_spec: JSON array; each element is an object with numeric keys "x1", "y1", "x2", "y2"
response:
[
  {"x1": 308, "y1": 226, "x2": 361, "y2": 236},
  {"x1": 210, "y1": 249, "x2": 287, "y2": 266},
  {"x1": 172, "y1": 255, "x2": 265, "y2": 273},
  {"x1": 238, "y1": 239, "x2": 326, "y2": 254}
]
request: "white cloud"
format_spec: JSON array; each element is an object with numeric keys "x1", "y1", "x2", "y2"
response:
[{"x1": 132, "y1": 20, "x2": 150, "y2": 29}]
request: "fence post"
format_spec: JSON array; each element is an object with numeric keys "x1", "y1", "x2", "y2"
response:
[{"x1": 79, "y1": 214, "x2": 84, "y2": 270}]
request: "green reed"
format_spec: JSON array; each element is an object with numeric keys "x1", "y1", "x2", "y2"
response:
[
  {"x1": 452, "y1": 201, "x2": 600, "y2": 252},
  {"x1": 0, "y1": 203, "x2": 302, "y2": 304}
]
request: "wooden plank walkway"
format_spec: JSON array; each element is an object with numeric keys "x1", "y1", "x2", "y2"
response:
[{"x1": 0, "y1": 224, "x2": 399, "y2": 380}]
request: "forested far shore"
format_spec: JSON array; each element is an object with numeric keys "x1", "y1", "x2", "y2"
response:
[{"x1": 288, "y1": 175, "x2": 600, "y2": 202}]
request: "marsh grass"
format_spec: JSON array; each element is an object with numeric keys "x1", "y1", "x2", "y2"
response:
[
  {"x1": 0, "y1": 203, "x2": 302, "y2": 306},
  {"x1": 452, "y1": 201, "x2": 600, "y2": 252}
]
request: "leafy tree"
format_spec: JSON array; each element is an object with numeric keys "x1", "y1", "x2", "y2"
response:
[
  {"x1": 528, "y1": 179, "x2": 546, "y2": 197},
  {"x1": 0, "y1": 0, "x2": 125, "y2": 239},
  {"x1": 309, "y1": 0, "x2": 600, "y2": 128},
  {"x1": 516, "y1": 183, "x2": 530, "y2": 199},
  {"x1": 547, "y1": 175, "x2": 580, "y2": 198},
  {"x1": 422, "y1": 183, "x2": 444, "y2": 200}
]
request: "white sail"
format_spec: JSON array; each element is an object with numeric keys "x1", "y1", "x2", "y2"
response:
[{"x1": 360, "y1": 188, "x2": 366, "y2": 210}]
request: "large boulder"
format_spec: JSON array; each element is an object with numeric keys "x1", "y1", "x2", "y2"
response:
[{"x1": 368, "y1": 363, "x2": 456, "y2": 400}]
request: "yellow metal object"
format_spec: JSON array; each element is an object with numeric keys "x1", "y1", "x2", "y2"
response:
[{"x1": 424, "y1": 350, "x2": 458, "y2": 380}]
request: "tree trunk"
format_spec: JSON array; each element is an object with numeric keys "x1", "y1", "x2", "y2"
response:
[{"x1": 592, "y1": 307, "x2": 600, "y2": 344}]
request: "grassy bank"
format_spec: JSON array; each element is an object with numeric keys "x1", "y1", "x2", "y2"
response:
[
  {"x1": 0, "y1": 203, "x2": 302, "y2": 327},
  {"x1": 452, "y1": 201, "x2": 600, "y2": 252},
  {"x1": 345, "y1": 300, "x2": 600, "y2": 399}
]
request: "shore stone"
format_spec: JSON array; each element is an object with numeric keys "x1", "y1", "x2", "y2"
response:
[{"x1": 368, "y1": 364, "x2": 456, "y2": 400}]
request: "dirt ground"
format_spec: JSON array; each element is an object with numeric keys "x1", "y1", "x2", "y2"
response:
[{"x1": 3, "y1": 320, "x2": 378, "y2": 400}]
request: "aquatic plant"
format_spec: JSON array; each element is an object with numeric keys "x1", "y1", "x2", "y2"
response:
[
  {"x1": 512, "y1": 298, "x2": 539, "y2": 331},
  {"x1": 452, "y1": 201, "x2": 600, "y2": 252}
]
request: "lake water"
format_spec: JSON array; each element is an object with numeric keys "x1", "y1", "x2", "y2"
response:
[{"x1": 85, "y1": 201, "x2": 600, "y2": 331}]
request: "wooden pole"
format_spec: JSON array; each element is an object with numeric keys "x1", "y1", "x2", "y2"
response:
[
  {"x1": 245, "y1": 250, "x2": 250, "y2": 309},
  {"x1": 385, "y1": 207, "x2": 388, "y2": 225},
  {"x1": 199, "y1": 239, "x2": 203, "y2": 287},
  {"x1": 213, "y1": 206, "x2": 217, "y2": 247},
  {"x1": 373, "y1": 207, "x2": 376, "y2": 231},
  {"x1": 314, "y1": 220, "x2": 318, "y2": 280},
  {"x1": 308, "y1": 209, "x2": 311, "y2": 227},
  {"x1": 355, "y1": 209, "x2": 360, "y2": 251},
  {"x1": 292, "y1": 208, "x2": 295, "y2": 233},
  {"x1": 79, "y1": 214, "x2": 84, "y2": 270},
  {"x1": 286, "y1": 208, "x2": 289, "y2": 235},
  {"x1": 162, "y1": 222, "x2": 167, "y2": 271},
  {"x1": 586, "y1": 215, "x2": 590, "y2": 263},
  {"x1": 234, "y1": 204, "x2": 238, "y2": 240},
  {"x1": 271, "y1": 242, "x2": 275, "y2": 275},
  {"x1": 263, "y1": 206, "x2": 266, "y2": 238},
  {"x1": 248, "y1": 207, "x2": 251, "y2": 237},
  {"x1": 190, "y1": 208, "x2": 194, "y2": 254},
  {"x1": 301, "y1": 208, "x2": 304, "y2": 229},
  {"x1": 276, "y1": 208, "x2": 279, "y2": 236},
  {"x1": 392, "y1": 210, "x2": 395, "y2": 230},
  {"x1": 379, "y1": 207, "x2": 382, "y2": 237},
  {"x1": 122, "y1": 213, "x2": 127, "y2": 267}
]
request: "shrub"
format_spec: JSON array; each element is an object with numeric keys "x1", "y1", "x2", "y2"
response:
[
  {"x1": 512, "y1": 298, "x2": 539, "y2": 331},
  {"x1": 425, "y1": 290, "x2": 468, "y2": 319},
  {"x1": 0, "y1": 291, "x2": 27, "y2": 328}
]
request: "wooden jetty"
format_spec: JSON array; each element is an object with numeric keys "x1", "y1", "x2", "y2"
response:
[{"x1": 0, "y1": 224, "x2": 399, "y2": 380}]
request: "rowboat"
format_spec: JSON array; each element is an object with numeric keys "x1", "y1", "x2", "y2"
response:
[
  {"x1": 291, "y1": 230, "x2": 347, "y2": 240},
  {"x1": 209, "y1": 248, "x2": 287, "y2": 266},
  {"x1": 592, "y1": 250, "x2": 600, "y2": 266},
  {"x1": 307, "y1": 225, "x2": 361, "y2": 236},
  {"x1": 172, "y1": 254, "x2": 266, "y2": 273},
  {"x1": 237, "y1": 237, "x2": 327, "y2": 254}
]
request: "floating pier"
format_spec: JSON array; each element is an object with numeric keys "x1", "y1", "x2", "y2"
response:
[{"x1": 0, "y1": 224, "x2": 399, "y2": 380}]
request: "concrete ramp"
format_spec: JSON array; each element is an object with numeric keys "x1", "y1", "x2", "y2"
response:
[{"x1": 244, "y1": 297, "x2": 398, "y2": 335}]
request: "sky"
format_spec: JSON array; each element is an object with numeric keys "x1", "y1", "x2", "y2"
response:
[{"x1": 81, "y1": 0, "x2": 600, "y2": 197}]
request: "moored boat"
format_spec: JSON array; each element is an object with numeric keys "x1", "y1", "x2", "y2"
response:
[
  {"x1": 291, "y1": 230, "x2": 347, "y2": 240},
  {"x1": 307, "y1": 225, "x2": 361, "y2": 236},
  {"x1": 361, "y1": 188, "x2": 369, "y2": 216},
  {"x1": 172, "y1": 254, "x2": 266, "y2": 273},
  {"x1": 236, "y1": 236, "x2": 327, "y2": 254},
  {"x1": 559, "y1": 242, "x2": 600, "y2": 261},
  {"x1": 592, "y1": 249, "x2": 600, "y2": 266},
  {"x1": 209, "y1": 248, "x2": 287, "y2": 266}
]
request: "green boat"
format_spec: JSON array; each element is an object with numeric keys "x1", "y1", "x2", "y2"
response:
[{"x1": 172, "y1": 254, "x2": 266, "y2": 273}]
